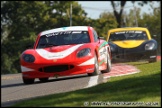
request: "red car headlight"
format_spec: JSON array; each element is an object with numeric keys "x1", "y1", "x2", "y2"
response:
[
  {"x1": 22, "y1": 54, "x2": 35, "y2": 63},
  {"x1": 77, "y1": 48, "x2": 91, "y2": 58}
]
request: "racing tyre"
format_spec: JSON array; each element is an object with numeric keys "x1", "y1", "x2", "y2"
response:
[
  {"x1": 88, "y1": 54, "x2": 100, "y2": 76},
  {"x1": 23, "y1": 77, "x2": 35, "y2": 84},
  {"x1": 148, "y1": 57, "x2": 157, "y2": 63},
  {"x1": 101, "y1": 52, "x2": 111, "y2": 73},
  {"x1": 39, "y1": 78, "x2": 49, "y2": 82}
]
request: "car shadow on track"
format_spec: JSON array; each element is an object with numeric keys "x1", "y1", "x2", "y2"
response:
[
  {"x1": 1, "y1": 74, "x2": 88, "y2": 88},
  {"x1": 1, "y1": 83, "x2": 25, "y2": 88}
]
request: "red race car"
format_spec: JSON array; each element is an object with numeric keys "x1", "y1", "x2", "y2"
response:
[{"x1": 20, "y1": 26, "x2": 112, "y2": 84}]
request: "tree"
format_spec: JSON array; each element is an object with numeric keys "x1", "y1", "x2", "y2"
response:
[
  {"x1": 96, "y1": 12, "x2": 118, "y2": 39},
  {"x1": 122, "y1": 7, "x2": 141, "y2": 27},
  {"x1": 110, "y1": 1, "x2": 159, "y2": 28},
  {"x1": 1, "y1": 1, "x2": 50, "y2": 74},
  {"x1": 111, "y1": 1, "x2": 126, "y2": 28}
]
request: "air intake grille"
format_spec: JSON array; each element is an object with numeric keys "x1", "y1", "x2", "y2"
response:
[{"x1": 38, "y1": 65, "x2": 74, "y2": 73}]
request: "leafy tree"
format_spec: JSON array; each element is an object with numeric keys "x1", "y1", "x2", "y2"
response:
[
  {"x1": 1, "y1": 1, "x2": 48, "y2": 74},
  {"x1": 122, "y1": 7, "x2": 141, "y2": 27},
  {"x1": 96, "y1": 12, "x2": 118, "y2": 39},
  {"x1": 83, "y1": 12, "x2": 118, "y2": 39}
]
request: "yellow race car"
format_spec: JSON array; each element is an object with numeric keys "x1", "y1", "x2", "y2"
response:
[{"x1": 107, "y1": 27, "x2": 157, "y2": 63}]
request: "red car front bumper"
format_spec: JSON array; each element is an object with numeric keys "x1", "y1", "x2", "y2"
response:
[{"x1": 21, "y1": 57, "x2": 95, "y2": 79}]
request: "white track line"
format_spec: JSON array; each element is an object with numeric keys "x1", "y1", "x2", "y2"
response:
[{"x1": 84, "y1": 75, "x2": 99, "y2": 88}]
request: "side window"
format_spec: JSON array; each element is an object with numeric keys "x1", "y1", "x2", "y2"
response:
[{"x1": 93, "y1": 30, "x2": 98, "y2": 42}]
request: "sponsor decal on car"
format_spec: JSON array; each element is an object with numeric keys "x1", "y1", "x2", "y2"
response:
[{"x1": 36, "y1": 44, "x2": 83, "y2": 59}]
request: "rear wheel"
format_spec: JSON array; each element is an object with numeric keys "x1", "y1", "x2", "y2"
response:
[
  {"x1": 102, "y1": 52, "x2": 111, "y2": 73},
  {"x1": 88, "y1": 54, "x2": 100, "y2": 76},
  {"x1": 23, "y1": 77, "x2": 35, "y2": 84},
  {"x1": 39, "y1": 78, "x2": 49, "y2": 82}
]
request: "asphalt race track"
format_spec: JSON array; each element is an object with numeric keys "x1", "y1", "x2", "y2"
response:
[{"x1": 0, "y1": 62, "x2": 147, "y2": 107}]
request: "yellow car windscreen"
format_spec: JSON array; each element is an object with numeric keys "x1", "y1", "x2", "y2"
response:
[
  {"x1": 109, "y1": 30, "x2": 148, "y2": 41},
  {"x1": 108, "y1": 30, "x2": 148, "y2": 48}
]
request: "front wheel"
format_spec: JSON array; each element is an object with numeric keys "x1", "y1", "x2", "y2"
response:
[
  {"x1": 23, "y1": 77, "x2": 35, "y2": 84},
  {"x1": 148, "y1": 57, "x2": 157, "y2": 63},
  {"x1": 88, "y1": 54, "x2": 100, "y2": 76},
  {"x1": 101, "y1": 52, "x2": 111, "y2": 73}
]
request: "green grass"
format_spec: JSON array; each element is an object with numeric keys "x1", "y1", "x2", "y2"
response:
[{"x1": 12, "y1": 61, "x2": 161, "y2": 107}]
